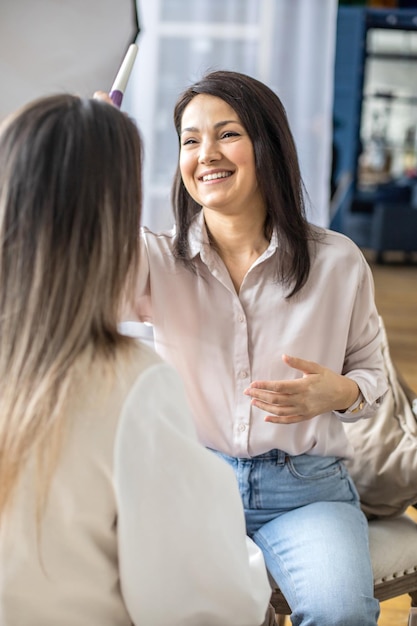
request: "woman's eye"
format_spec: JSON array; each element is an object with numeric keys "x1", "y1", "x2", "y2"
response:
[
  {"x1": 222, "y1": 131, "x2": 239, "y2": 139},
  {"x1": 182, "y1": 137, "x2": 198, "y2": 146}
]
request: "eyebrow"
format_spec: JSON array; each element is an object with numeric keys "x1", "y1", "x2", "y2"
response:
[{"x1": 180, "y1": 120, "x2": 242, "y2": 134}]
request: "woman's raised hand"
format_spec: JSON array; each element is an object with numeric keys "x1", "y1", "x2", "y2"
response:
[{"x1": 93, "y1": 91, "x2": 114, "y2": 105}]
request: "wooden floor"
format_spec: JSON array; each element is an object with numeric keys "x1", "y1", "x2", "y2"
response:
[
  {"x1": 370, "y1": 252, "x2": 417, "y2": 393},
  {"x1": 282, "y1": 251, "x2": 417, "y2": 626}
]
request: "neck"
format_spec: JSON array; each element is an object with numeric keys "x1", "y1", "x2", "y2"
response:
[
  {"x1": 204, "y1": 209, "x2": 270, "y2": 292},
  {"x1": 204, "y1": 209, "x2": 269, "y2": 256}
]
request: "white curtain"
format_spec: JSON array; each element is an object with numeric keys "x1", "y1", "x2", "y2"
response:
[{"x1": 124, "y1": 0, "x2": 338, "y2": 228}]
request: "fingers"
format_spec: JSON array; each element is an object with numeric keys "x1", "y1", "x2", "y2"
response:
[
  {"x1": 93, "y1": 91, "x2": 114, "y2": 105},
  {"x1": 243, "y1": 388, "x2": 293, "y2": 408},
  {"x1": 243, "y1": 383, "x2": 310, "y2": 422},
  {"x1": 243, "y1": 355, "x2": 333, "y2": 423},
  {"x1": 243, "y1": 368, "x2": 304, "y2": 406},
  {"x1": 246, "y1": 392, "x2": 309, "y2": 421},
  {"x1": 264, "y1": 414, "x2": 308, "y2": 424},
  {"x1": 244, "y1": 380, "x2": 297, "y2": 395},
  {"x1": 282, "y1": 353, "x2": 322, "y2": 375},
  {"x1": 244, "y1": 356, "x2": 322, "y2": 393}
]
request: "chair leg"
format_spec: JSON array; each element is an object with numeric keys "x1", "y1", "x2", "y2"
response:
[
  {"x1": 410, "y1": 590, "x2": 417, "y2": 607},
  {"x1": 409, "y1": 607, "x2": 417, "y2": 626}
]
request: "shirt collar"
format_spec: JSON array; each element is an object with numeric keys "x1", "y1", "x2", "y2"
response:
[
  {"x1": 188, "y1": 209, "x2": 279, "y2": 260},
  {"x1": 188, "y1": 210, "x2": 209, "y2": 259}
]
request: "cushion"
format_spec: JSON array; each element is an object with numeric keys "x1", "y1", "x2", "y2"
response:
[
  {"x1": 369, "y1": 515, "x2": 417, "y2": 583},
  {"x1": 343, "y1": 317, "x2": 417, "y2": 519}
]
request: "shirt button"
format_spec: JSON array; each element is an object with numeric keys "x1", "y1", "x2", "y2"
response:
[
  {"x1": 238, "y1": 315, "x2": 245, "y2": 323},
  {"x1": 239, "y1": 370, "x2": 249, "y2": 379},
  {"x1": 238, "y1": 424, "x2": 247, "y2": 432}
]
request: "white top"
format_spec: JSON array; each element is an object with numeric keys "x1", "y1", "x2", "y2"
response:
[
  {"x1": 0, "y1": 344, "x2": 271, "y2": 626},
  {"x1": 128, "y1": 211, "x2": 388, "y2": 459}
]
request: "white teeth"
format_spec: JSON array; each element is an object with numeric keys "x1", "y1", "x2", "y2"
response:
[{"x1": 202, "y1": 171, "x2": 231, "y2": 182}]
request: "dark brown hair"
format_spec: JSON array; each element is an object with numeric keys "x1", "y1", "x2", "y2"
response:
[{"x1": 172, "y1": 69, "x2": 318, "y2": 297}]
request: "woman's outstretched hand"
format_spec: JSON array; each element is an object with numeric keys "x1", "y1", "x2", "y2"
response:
[{"x1": 244, "y1": 354, "x2": 360, "y2": 424}]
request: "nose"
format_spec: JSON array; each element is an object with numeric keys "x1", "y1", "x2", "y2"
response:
[{"x1": 198, "y1": 138, "x2": 220, "y2": 164}]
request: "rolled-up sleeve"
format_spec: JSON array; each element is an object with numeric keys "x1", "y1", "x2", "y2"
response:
[{"x1": 334, "y1": 258, "x2": 388, "y2": 422}]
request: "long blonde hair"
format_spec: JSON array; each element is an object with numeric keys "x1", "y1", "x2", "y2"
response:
[{"x1": 0, "y1": 94, "x2": 143, "y2": 519}]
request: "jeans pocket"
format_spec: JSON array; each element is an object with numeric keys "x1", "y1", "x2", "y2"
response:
[{"x1": 286, "y1": 454, "x2": 343, "y2": 481}]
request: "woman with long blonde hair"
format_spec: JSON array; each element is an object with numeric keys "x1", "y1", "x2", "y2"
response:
[{"x1": 0, "y1": 94, "x2": 270, "y2": 626}]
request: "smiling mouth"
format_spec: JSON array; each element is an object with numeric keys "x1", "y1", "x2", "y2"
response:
[{"x1": 200, "y1": 171, "x2": 232, "y2": 182}]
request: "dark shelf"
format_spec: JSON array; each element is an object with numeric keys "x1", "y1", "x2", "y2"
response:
[
  {"x1": 363, "y1": 93, "x2": 417, "y2": 104},
  {"x1": 365, "y1": 52, "x2": 417, "y2": 61},
  {"x1": 331, "y1": 6, "x2": 417, "y2": 255}
]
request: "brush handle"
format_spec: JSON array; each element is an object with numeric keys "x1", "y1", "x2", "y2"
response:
[{"x1": 109, "y1": 43, "x2": 138, "y2": 108}]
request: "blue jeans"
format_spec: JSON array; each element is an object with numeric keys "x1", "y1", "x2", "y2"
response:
[{"x1": 210, "y1": 449, "x2": 379, "y2": 626}]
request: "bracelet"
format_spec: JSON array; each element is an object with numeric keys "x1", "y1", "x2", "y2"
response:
[{"x1": 348, "y1": 392, "x2": 365, "y2": 414}]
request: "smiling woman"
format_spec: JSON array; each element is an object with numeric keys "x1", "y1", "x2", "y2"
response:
[
  {"x1": 124, "y1": 69, "x2": 389, "y2": 626},
  {"x1": 179, "y1": 95, "x2": 264, "y2": 235},
  {"x1": 178, "y1": 93, "x2": 267, "y2": 290}
]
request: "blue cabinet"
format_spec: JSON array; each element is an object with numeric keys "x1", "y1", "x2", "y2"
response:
[{"x1": 330, "y1": 7, "x2": 417, "y2": 258}]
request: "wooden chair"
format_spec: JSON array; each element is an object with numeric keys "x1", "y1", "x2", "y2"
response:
[{"x1": 269, "y1": 513, "x2": 417, "y2": 625}]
